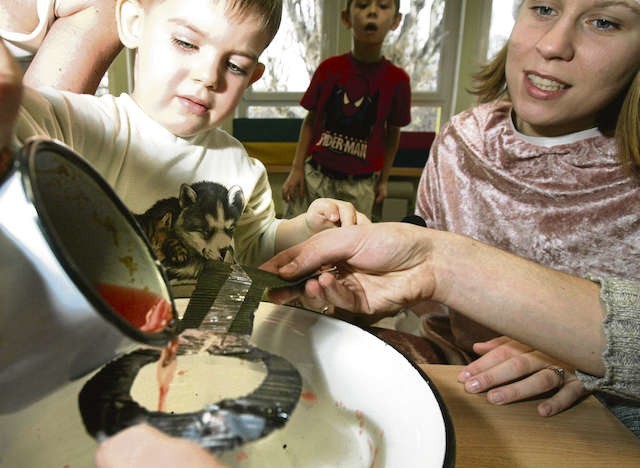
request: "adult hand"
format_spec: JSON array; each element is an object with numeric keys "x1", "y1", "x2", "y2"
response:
[
  {"x1": 263, "y1": 222, "x2": 437, "y2": 315},
  {"x1": 457, "y1": 336, "x2": 589, "y2": 416},
  {"x1": 282, "y1": 166, "x2": 305, "y2": 202},
  {"x1": 95, "y1": 424, "x2": 225, "y2": 468}
]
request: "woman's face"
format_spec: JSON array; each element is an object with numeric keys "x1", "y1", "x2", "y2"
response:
[{"x1": 506, "y1": 0, "x2": 640, "y2": 137}]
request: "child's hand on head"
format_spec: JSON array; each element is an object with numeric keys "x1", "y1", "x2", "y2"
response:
[{"x1": 305, "y1": 198, "x2": 370, "y2": 234}]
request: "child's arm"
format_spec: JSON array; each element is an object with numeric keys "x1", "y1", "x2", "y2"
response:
[
  {"x1": 274, "y1": 198, "x2": 370, "y2": 252},
  {"x1": 282, "y1": 111, "x2": 315, "y2": 203},
  {"x1": 376, "y1": 124, "x2": 402, "y2": 203}
]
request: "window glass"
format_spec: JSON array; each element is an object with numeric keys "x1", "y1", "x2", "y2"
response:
[
  {"x1": 487, "y1": 0, "x2": 518, "y2": 59},
  {"x1": 385, "y1": 0, "x2": 445, "y2": 93},
  {"x1": 241, "y1": 0, "x2": 460, "y2": 132},
  {"x1": 251, "y1": 0, "x2": 321, "y2": 93}
]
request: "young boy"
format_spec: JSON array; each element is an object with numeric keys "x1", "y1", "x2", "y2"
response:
[
  {"x1": 282, "y1": 0, "x2": 411, "y2": 220},
  {"x1": 6, "y1": 0, "x2": 365, "y2": 281}
]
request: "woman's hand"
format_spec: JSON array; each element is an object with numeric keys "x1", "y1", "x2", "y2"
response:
[
  {"x1": 264, "y1": 222, "x2": 437, "y2": 316},
  {"x1": 458, "y1": 336, "x2": 589, "y2": 416}
]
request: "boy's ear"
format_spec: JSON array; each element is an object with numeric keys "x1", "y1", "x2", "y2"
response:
[
  {"x1": 391, "y1": 12, "x2": 403, "y2": 31},
  {"x1": 247, "y1": 63, "x2": 265, "y2": 88},
  {"x1": 116, "y1": 0, "x2": 145, "y2": 49},
  {"x1": 341, "y1": 10, "x2": 352, "y2": 29}
]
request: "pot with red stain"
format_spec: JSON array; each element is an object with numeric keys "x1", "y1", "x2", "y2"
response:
[{"x1": 0, "y1": 138, "x2": 177, "y2": 413}]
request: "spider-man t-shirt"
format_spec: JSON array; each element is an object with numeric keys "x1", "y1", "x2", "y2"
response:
[{"x1": 301, "y1": 53, "x2": 411, "y2": 174}]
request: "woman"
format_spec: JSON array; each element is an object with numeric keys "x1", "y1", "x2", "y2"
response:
[{"x1": 406, "y1": 0, "x2": 640, "y2": 420}]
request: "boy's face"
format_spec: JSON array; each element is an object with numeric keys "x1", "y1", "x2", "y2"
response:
[
  {"x1": 118, "y1": 0, "x2": 268, "y2": 137},
  {"x1": 342, "y1": 1, "x2": 401, "y2": 45}
]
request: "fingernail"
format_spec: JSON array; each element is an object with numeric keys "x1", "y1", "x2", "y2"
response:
[
  {"x1": 279, "y1": 262, "x2": 297, "y2": 275},
  {"x1": 466, "y1": 379, "x2": 481, "y2": 393},
  {"x1": 458, "y1": 370, "x2": 472, "y2": 382},
  {"x1": 488, "y1": 391, "x2": 504, "y2": 404},
  {"x1": 539, "y1": 403, "x2": 551, "y2": 416}
]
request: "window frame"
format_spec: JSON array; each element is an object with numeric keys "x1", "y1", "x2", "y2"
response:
[{"x1": 236, "y1": 0, "x2": 465, "y2": 129}]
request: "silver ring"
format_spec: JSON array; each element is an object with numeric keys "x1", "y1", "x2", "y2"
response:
[
  {"x1": 546, "y1": 366, "x2": 565, "y2": 386},
  {"x1": 321, "y1": 305, "x2": 330, "y2": 314}
]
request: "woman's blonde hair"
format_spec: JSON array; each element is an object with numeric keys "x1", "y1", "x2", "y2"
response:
[{"x1": 470, "y1": 44, "x2": 640, "y2": 171}]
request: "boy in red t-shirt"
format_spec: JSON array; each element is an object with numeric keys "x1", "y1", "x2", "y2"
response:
[{"x1": 282, "y1": 0, "x2": 411, "y2": 219}]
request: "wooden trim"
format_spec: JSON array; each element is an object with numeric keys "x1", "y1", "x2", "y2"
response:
[{"x1": 265, "y1": 164, "x2": 423, "y2": 177}]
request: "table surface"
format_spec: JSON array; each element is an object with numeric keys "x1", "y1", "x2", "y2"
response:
[{"x1": 420, "y1": 364, "x2": 640, "y2": 467}]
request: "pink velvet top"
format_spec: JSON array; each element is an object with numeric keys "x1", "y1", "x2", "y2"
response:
[{"x1": 415, "y1": 100, "x2": 640, "y2": 353}]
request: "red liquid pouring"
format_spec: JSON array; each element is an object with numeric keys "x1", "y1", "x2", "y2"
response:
[
  {"x1": 96, "y1": 282, "x2": 178, "y2": 411},
  {"x1": 96, "y1": 283, "x2": 173, "y2": 333},
  {"x1": 157, "y1": 339, "x2": 179, "y2": 412}
]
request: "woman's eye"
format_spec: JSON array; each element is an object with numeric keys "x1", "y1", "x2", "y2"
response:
[
  {"x1": 172, "y1": 37, "x2": 198, "y2": 51},
  {"x1": 590, "y1": 18, "x2": 620, "y2": 31}
]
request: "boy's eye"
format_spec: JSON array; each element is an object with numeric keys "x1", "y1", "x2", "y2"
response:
[
  {"x1": 531, "y1": 5, "x2": 556, "y2": 18},
  {"x1": 227, "y1": 61, "x2": 248, "y2": 76},
  {"x1": 172, "y1": 37, "x2": 198, "y2": 51}
]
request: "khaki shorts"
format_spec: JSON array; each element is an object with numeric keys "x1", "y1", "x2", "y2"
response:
[{"x1": 284, "y1": 158, "x2": 378, "y2": 219}]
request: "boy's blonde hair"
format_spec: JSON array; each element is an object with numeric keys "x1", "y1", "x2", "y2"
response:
[
  {"x1": 470, "y1": 45, "x2": 640, "y2": 171},
  {"x1": 143, "y1": 0, "x2": 282, "y2": 47},
  {"x1": 226, "y1": 0, "x2": 282, "y2": 47}
]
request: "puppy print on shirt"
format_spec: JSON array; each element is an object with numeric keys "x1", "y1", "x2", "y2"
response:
[{"x1": 135, "y1": 181, "x2": 245, "y2": 280}]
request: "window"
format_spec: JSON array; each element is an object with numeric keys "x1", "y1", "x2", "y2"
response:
[
  {"x1": 487, "y1": 0, "x2": 518, "y2": 59},
  {"x1": 237, "y1": 0, "x2": 463, "y2": 132}
]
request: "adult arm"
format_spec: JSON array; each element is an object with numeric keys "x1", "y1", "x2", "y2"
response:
[
  {"x1": 25, "y1": 0, "x2": 122, "y2": 93},
  {"x1": 262, "y1": 222, "x2": 608, "y2": 376}
]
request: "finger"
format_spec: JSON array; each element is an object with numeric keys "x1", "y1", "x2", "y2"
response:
[
  {"x1": 537, "y1": 378, "x2": 589, "y2": 416},
  {"x1": 315, "y1": 272, "x2": 365, "y2": 313},
  {"x1": 483, "y1": 367, "x2": 568, "y2": 405},
  {"x1": 261, "y1": 226, "x2": 362, "y2": 278},
  {"x1": 312, "y1": 198, "x2": 341, "y2": 224},
  {"x1": 356, "y1": 212, "x2": 372, "y2": 225},
  {"x1": 462, "y1": 350, "x2": 549, "y2": 393},
  {"x1": 265, "y1": 284, "x2": 302, "y2": 304},
  {"x1": 472, "y1": 336, "x2": 512, "y2": 356},
  {"x1": 459, "y1": 339, "x2": 533, "y2": 383},
  {"x1": 336, "y1": 203, "x2": 359, "y2": 226}
]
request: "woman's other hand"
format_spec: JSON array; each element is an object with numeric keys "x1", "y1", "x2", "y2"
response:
[{"x1": 458, "y1": 336, "x2": 589, "y2": 416}]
